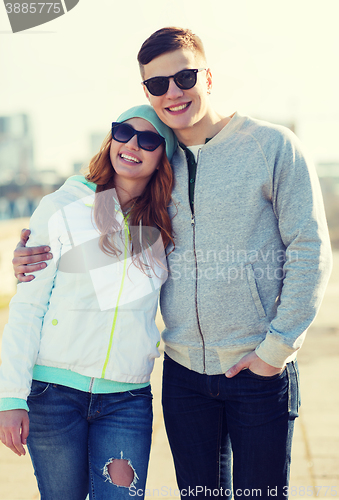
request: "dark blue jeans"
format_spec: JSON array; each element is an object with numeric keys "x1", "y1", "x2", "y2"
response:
[
  {"x1": 27, "y1": 381, "x2": 153, "y2": 500},
  {"x1": 162, "y1": 354, "x2": 300, "y2": 499}
]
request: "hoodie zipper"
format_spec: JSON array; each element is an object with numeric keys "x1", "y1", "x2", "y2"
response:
[{"x1": 191, "y1": 148, "x2": 206, "y2": 373}]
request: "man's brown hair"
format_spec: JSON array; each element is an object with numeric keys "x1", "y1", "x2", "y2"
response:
[{"x1": 138, "y1": 27, "x2": 206, "y2": 77}]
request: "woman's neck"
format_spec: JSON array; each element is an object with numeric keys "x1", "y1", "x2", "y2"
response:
[{"x1": 114, "y1": 177, "x2": 148, "y2": 212}]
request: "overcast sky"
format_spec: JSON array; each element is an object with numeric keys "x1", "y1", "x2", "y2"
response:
[{"x1": 1, "y1": 0, "x2": 339, "y2": 174}]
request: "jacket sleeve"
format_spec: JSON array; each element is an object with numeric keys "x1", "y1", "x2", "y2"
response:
[
  {"x1": 255, "y1": 130, "x2": 332, "y2": 368},
  {"x1": 0, "y1": 194, "x2": 62, "y2": 404}
]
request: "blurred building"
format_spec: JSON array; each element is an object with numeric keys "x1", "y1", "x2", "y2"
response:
[
  {"x1": 0, "y1": 113, "x2": 66, "y2": 220},
  {"x1": 316, "y1": 162, "x2": 339, "y2": 249},
  {"x1": 317, "y1": 162, "x2": 339, "y2": 180},
  {"x1": 73, "y1": 161, "x2": 83, "y2": 174},
  {"x1": 90, "y1": 131, "x2": 106, "y2": 156},
  {"x1": 0, "y1": 113, "x2": 35, "y2": 186}
]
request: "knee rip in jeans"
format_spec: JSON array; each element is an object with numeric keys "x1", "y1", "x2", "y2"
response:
[{"x1": 103, "y1": 451, "x2": 138, "y2": 488}]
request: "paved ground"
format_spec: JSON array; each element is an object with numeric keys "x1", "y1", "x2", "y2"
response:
[{"x1": 0, "y1": 221, "x2": 338, "y2": 499}]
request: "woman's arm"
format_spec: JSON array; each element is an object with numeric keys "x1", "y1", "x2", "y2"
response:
[
  {"x1": 13, "y1": 229, "x2": 52, "y2": 282},
  {"x1": 1, "y1": 194, "x2": 61, "y2": 407}
]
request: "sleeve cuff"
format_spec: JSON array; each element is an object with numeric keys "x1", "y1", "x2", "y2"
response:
[
  {"x1": 255, "y1": 332, "x2": 301, "y2": 368},
  {"x1": 0, "y1": 398, "x2": 29, "y2": 412}
]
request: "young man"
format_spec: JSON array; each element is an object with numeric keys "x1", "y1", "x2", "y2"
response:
[{"x1": 12, "y1": 28, "x2": 332, "y2": 498}]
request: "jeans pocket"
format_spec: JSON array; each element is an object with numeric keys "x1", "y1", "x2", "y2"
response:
[
  {"x1": 128, "y1": 385, "x2": 153, "y2": 399},
  {"x1": 245, "y1": 367, "x2": 286, "y2": 380},
  {"x1": 28, "y1": 380, "x2": 50, "y2": 398}
]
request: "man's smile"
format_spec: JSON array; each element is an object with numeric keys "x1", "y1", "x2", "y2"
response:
[{"x1": 166, "y1": 102, "x2": 191, "y2": 113}]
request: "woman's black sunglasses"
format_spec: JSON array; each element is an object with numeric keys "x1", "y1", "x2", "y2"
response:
[
  {"x1": 142, "y1": 68, "x2": 206, "y2": 97},
  {"x1": 111, "y1": 122, "x2": 165, "y2": 151}
]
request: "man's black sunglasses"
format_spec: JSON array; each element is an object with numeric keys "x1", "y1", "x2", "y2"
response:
[
  {"x1": 111, "y1": 122, "x2": 165, "y2": 151},
  {"x1": 142, "y1": 68, "x2": 206, "y2": 97}
]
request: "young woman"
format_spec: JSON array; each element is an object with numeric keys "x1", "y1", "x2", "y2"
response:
[{"x1": 0, "y1": 105, "x2": 177, "y2": 500}]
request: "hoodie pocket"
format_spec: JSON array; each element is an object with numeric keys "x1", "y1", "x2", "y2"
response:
[{"x1": 245, "y1": 264, "x2": 266, "y2": 319}]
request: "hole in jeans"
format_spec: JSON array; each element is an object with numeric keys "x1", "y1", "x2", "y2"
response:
[{"x1": 103, "y1": 451, "x2": 138, "y2": 488}]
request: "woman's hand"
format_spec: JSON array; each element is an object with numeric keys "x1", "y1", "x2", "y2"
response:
[
  {"x1": 13, "y1": 229, "x2": 52, "y2": 282},
  {"x1": 0, "y1": 410, "x2": 29, "y2": 456}
]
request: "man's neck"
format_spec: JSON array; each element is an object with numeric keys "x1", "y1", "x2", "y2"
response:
[{"x1": 175, "y1": 110, "x2": 233, "y2": 147}]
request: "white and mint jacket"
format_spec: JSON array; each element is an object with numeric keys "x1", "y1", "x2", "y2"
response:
[
  {"x1": 0, "y1": 177, "x2": 167, "y2": 411},
  {"x1": 160, "y1": 112, "x2": 332, "y2": 374}
]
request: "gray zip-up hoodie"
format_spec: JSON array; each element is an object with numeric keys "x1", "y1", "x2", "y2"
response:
[{"x1": 160, "y1": 112, "x2": 332, "y2": 374}]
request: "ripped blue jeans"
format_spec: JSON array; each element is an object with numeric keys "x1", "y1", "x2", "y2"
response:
[{"x1": 27, "y1": 381, "x2": 153, "y2": 500}]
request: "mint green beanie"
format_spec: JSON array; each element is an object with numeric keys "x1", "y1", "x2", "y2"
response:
[{"x1": 117, "y1": 105, "x2": 177, "y2": 161}]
